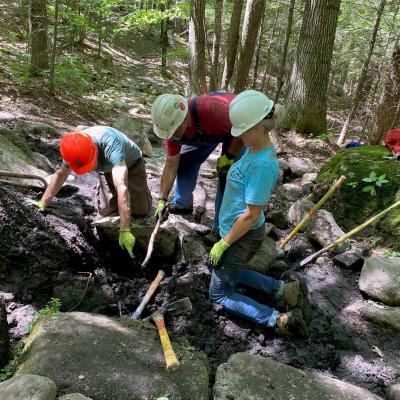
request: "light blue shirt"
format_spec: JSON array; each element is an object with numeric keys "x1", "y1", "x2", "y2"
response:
[
  {"x1": 63, "y1": 126, "x2": 142, "y2": 173},
  {"x1": 219, "y1": 146, "x2": 279, "y2": 238}
]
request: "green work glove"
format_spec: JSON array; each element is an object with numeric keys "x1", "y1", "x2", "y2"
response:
[
  {"x1": 216, "y1": 154, "x2": 234, "y2": 175},
  {"x1": 154, "y1": 199, "x2": 167, "y2": 219},
  {"x1": 119, "y1": 228, "x2": 136, "y2": 255},
  {"x1": 26, "y1": 198, "x2": 47, "y2": 212},
  {"x1": 209, "y1": 238, "x2": 230, "y2": 267}
]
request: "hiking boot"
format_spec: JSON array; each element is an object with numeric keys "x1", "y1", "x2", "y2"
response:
[
  {"x1": 203, "y1": 230, "x2": 221, "y2": 245},
  {"x1": 275, "y1": 308, "x2": 306, "y2": 336},
  {"x1": 167, "y1": 204, "x2": 193, "y2": 215},
  {"x1": 279, "y1": 279, "x2": 309, "y2": 311}
]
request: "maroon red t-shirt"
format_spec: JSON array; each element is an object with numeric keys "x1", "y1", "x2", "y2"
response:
[{"x1": 165, "y1": 93, "x2": 236, "y2": 156}]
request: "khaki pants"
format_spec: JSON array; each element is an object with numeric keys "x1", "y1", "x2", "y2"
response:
[{"x1": 97, "y1": 158, "x2": 152, "y2": 217}]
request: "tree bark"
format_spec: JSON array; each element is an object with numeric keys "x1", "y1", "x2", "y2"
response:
[
  {"x1": 251, "y1": 6, "x2": 266, "y2": 88},
  {"x1": 160, "y1": 0, "x2": 171, "y2": 75},
  {"x1": 283, "y1": 0, "x2": 340, "y2": 135},
  {"x1": 274, "y1": 0, "x2": 295, "y2": 103},
  {"x1": 209, "y1": 0, "x2": 223, "y2": 91},
  {"x1": 29, "y1": 0, "x2": 48, "y2": 74},
  {"x1": 188, "y1": 0, "x2": 207, "y2": 95},
  {"x1": 49, "y1": 0, "x2": 59, "y2": 93},
  {"x1": 369, "y1": 32, "x2": 400, "y2": 144},
  {"x1": 233, "y1": 0, "x2": 266, "y2": 93},
  {"x1": 336, "y1": 0, "x2": 386, "y2": 145},
  {"x1": 221, "y1": 0, "x2": 244, "y2": 90}
]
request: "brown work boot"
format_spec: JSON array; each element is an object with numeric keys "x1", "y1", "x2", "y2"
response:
[
  {"x1": 281, "y1": 279, "x2": 309, "y2": 311},
  {"x1": 275, "y1": 308, "x2": 306, "y2": 337}
]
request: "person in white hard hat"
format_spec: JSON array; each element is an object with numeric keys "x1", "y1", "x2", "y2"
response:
[
  {"x1": 151, "y1": 92, "x2": 244, "y2": 243},
  {"x1": 208, "y1": 90, "x2": 308, "y2": 336}
]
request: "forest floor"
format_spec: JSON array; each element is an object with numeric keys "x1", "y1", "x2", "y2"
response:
[{"x1": 1, "y1": 24, "x2": 399, "y2": 399}]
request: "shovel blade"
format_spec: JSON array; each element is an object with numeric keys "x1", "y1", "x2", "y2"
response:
[{"x1": 165, "y1": 297, "x2": 192, "y2": 316}]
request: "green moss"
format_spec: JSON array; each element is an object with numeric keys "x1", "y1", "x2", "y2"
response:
[{"x1": 313, "y1": 145, "x2": 400, "y2": 248}]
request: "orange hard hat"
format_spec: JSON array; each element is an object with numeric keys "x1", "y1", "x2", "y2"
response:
[{"x1": 60, "y1": 132, "x2": 97, "y2": 175}]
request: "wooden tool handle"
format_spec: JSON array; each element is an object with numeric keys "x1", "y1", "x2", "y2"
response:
[
  {"x1": 132, "y1": 270, "x2": 166, "y2": 320},
  {"x1": 153, "y1": 312, "x2": 180, "y2": 373}
]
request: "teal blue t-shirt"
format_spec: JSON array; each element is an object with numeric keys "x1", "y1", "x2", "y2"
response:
[
  {"x1": 63, "y1": 126, "x2": 142, "y2": 173},
  {"x1": 219, "y1": 145, "x2": 279, "y2": 238}
]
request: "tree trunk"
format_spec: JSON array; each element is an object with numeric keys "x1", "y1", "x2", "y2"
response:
[
  {"x1": 29, "y1": 0, "x2": 48, "y2": 74},
  {"x1": 336, "y1": 0, "x2": 386, "y2": 145},
  {"x1": 234, "y1": 0, "x2": 266, "y2": 93},
  {"x1": 251, "y1": 6, "x2": 266, "y2": 88},
  {"x1": 188, "y1": 0, "x2": 207, "y2": 95},
  {"x1": 209, "y1": 0, "x2": 223, "y2": 91},
  {"x1": 283, "y1": 0, "x2": 340, "y2": 135},
  {"x1": 49, "y1": 0, "x2": 59, "y2": 93},
  {"x1": 160, "y1": 0, "x2": 171, "y2": 75},
  {"x1": 221, "y1": 0, "x2": 244, "y2": 90},
  {"x1": 274, "y1": 0, "x2": 295, "y2": 103},
  {"x1": 369, "y1": 32, "x2": 400, "y2": 144}
]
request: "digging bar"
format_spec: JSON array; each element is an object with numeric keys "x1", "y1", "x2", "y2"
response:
[
  {"x1": 0, "y1": 170, "x2": 48, "y2": 190},
  {"x1": 283, "y1": 198, "x2": 400, "y2": 277},
  {"x1": 279, "y1": 175, "x2": 346, "y2": 249}
]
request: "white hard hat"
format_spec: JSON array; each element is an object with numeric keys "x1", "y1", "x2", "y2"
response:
[
  {"x1": 229, "y1": 90, "x2": 274, "y2": 137},
  {"x1": 151, "y1": 94, "x2": 188, "y2": 139}
]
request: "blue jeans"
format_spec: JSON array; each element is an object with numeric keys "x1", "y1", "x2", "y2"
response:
[
  {"x1": 172, "y1": 141, "x2": 241, "y2": 232},
  {"x1": 209, "y1": 225, "x2": 284, "y2": 327}
]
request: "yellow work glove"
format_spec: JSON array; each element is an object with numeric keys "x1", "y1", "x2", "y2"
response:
[
  {"x1": 26, "y1": 198, "x2": 47, "y2": 212},
  {"x1": 119, "y1": 228, "x2": 136, "y2": 255},
  {"x1": 216, "y1": 154, "x2": 234, "y2": 175},
  {"x1": 209, "y1": 238, "x2": 230, "y2": 268},
  {"x1": 154, "y1": 199, "x2": 167, "y2": 219}
]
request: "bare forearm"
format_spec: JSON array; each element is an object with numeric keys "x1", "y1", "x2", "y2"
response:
[
  {"x1": 117, "y1": 184, "x2": 131, "y2": 229},
  {"x1": 160, "y1": 159, "x2": 179, "y2": 199},
  {"x1": 223, "y1": 211, "x2": 259, "y2": 245},
  {"x1": 42, "y1": 168, "x2": 70, "y2": 204}
]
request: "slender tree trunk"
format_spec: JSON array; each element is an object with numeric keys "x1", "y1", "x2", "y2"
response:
[
  {"x1": 234, "y1": 0, "x2": 266, "y2": 93},
  {"x1": 209, "y1": 0, "x2": 223, "y2": 91},
  {"x1": 29, "y1": 0, "x2": 48, "y2": 74},
  {"x1": 188, "y1": 0, "x2": 207, "y2": 95},
  {"x1": 283, "y1": 0, "x2": 340, "y2": 135},
  {"x1": 274, "y1": 0, "x2": 295, "y2": 103},
  {"x1": 337, "y1": 0, "x2": 386, "y2": 145},
  {"x1": 251, "y1": 6, "x2": 266, "y2": 88},
  {"x1": 97, "y1": 10, "x2": 102, "y2": 58},
  {"x1": 160, "y1": 0, "x2": 171, "y2": 75},
  {"x1": 221, "y1": 0, "x2": 244, "y2": 90},
  {"x1": 49, "y1": 0, "x2": 59, "y2": 93},
  {"x1": 369, "y1": 32, "x2": 400, "y2": 144}
]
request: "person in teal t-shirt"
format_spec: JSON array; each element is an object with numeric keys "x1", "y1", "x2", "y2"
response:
[
  {"x1": 27, "y1": 126, "x2": 152, "y2": 257},
  {"x1": 208, "y1": 90, "x2": 308, "y2": 336}
]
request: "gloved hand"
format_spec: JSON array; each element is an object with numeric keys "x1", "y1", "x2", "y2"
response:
[
  {"x1": 119, "y1": 228, "x2": 136, "y2": 255},
  {"x1": 216, "y1": 154, "x2": 234, "y2": 175},
  {"x1": 26, "y1": 198, "x2": 47, "y2": 212},
  {"x1": 209, "y1": 238, "x2": 230, "y2": 267},
  {"x1": 154, "y1": 199, "x2": 167, "y2": 219}
]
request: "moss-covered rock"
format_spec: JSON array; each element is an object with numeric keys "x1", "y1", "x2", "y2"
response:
[{"x1": 313, "y1": 145, "x2": 400, "y2": 248}]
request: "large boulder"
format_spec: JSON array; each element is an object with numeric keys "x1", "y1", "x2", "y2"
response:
[
  {"x1": 0, "y1": 374, "x2": 57, "y2": 400},
  {"x1": 313, "y1": 145, "x2": 400, "y2": 249},
  {"x1": 359, "y1": 257, "x2": 400, "y2": 306},
  {"x1": 214, "y1": 352, "x2": 381, "y2": 400},
  {"x1": 17, "y1": 312, "x2": 209, "y2": 400}
]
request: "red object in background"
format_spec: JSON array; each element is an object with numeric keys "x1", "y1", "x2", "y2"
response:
[{"x1": 384, "y1": 128, "x2": 400, "y2": 154}]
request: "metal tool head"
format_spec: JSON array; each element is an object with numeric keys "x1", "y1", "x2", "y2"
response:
[{"x1": 143, "y1": 297, "x2": 192, "y2": 321}]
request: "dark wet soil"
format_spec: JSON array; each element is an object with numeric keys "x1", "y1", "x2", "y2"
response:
[{"x1": 1, "y1": 145, "x2": 399, "y2": 399}]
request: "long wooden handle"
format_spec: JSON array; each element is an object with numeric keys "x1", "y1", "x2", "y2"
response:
[
  {"x1": 280, "y1": 175, "x2": 346, "y2": 249},
  {"x1": 141, "y1": 217, "x2": 163, "y2": 267},
  {"x1": 131, "y1": 270, "x2": 166, "y2": 320},
  {"x1": 152, "y1": 312, "x2": 180, "y2": 372}
]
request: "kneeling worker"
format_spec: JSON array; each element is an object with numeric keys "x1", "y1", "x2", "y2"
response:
[{"x1": 28, "y1": 126, "x2": 152, "y2": 256}]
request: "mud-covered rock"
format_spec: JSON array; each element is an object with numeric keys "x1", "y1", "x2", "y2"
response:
[
  {"x1": 214, "y1": 352, "x2": 381, "y2": 400},
  {"x1": 288, "y1": 157, "x2": 317, "y2": 176},
  {"x1": 0, "y1": 300, "x2": 9, "y2": 368},
  {"x1": 17, "y1": 312, "x2": 209, "y2": 400},
  {"x1": 247, "y1": 237, "x2": 277, "y2": 274},
  {"x1": 333, "y1": 250, "x2": 364, "y2": 270},
  {"x1": 288, "y1": 198, "x2": 315, "y2": 227},
  {"x1": 0, "y1": 374, "x2": 57, "y2": 400},
  {"x1": 279, "y1": 183, "x2": 303, "y2": 202},
  {"x1": 266, "y1": 209, "x2": 288, "y2": 229},
  {"x1": 359, "y1": 257, "x2": 400, "y2": 306},
  {"x1": 285, "y1": 233, "x2": 314, "y2": 261}
]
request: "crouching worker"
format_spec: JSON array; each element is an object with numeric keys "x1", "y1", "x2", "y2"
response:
[
  {"x1": 27, "y1": 126, "x2": 152, "y2": 256},
  {"x1": 208, "y1": 90, "x2": 307, "y2": 335}
]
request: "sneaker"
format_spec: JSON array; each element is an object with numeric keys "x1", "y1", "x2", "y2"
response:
[
  {"x1": 167, "y1": 204, "x2": 193, "y2": 215},
  {"x1": 281, "y1": 279, "x2": 309, "y2": 311},
  {"x1": 275, "y1": 308, "x2": 306, "y2": 336},
  {"x1": 203, "y1": 231, "x2": 221, "y2": 245}
]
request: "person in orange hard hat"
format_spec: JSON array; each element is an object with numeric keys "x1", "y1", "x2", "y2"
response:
[{"x1": 27, "y1": 126, "x2": 152, "y2": 256}]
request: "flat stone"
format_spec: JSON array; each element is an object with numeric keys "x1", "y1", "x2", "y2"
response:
[
  {"x1": 333, "y1": 250, "x2": 364, "y2": 270},
  {"x1": 288, "y1": 157, "x2": 317, "y2": 176}
]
